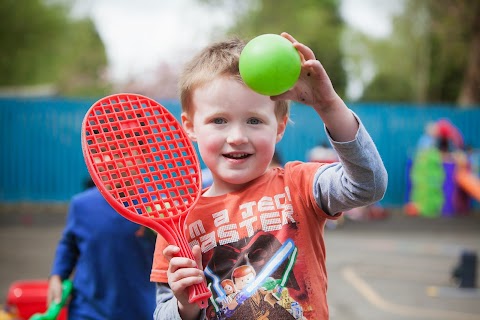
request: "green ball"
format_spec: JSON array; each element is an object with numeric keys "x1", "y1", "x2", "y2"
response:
[{"x1": 239, "y1": 34, "x2": 301, "y2": 96}]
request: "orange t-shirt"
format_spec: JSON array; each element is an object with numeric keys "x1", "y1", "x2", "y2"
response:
[{"x1": 151, "y1": 161, "x2": 339, "y2": 319}]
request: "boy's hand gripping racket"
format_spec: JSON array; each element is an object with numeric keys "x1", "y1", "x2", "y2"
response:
[{"x1": 81, "y1": 93, "x2": 211, "y2": 308}]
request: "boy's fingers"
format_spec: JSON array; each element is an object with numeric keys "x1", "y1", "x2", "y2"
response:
[
  {"x1": 293, "y1": 42, "x2": 316, "y2": 62},
  {"x1": 162, "y1": 245, "x2": 180, "y2": 261},
  {"x1": 169, "y1": 264, "x2": 203, "y2": 281},
  {"x1": 280, "y1": 32, "x2": 296, "y2": 43},
  {"x1": 191, "y1": 245, "x2": 203, "y2": 270}
]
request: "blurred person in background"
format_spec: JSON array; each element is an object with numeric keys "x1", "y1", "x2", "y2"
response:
[
  {"x1": 307, "y1": 141, "x2": 338, "y2": 163},
  {"x1": 47, "y1": 178, "x2": 156, "y2": 320}
]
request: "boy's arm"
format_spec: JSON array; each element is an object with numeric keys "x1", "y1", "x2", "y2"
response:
[
  {"x1": 154, "y1": 283, "x2": 206, "y2": 320},
  {"x1": 154, "y1": 283, "x2": 181, "y2": 320},
  {"x1": 313, "y1": 113, "x2": 388, "y2": 215},
  {"x1": 273, "y1": 33, "x2": 386, "y2": 214}
]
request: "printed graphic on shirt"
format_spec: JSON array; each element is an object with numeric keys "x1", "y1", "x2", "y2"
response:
[
  {"x1": 203, "y1": 234, "x2": 305, "y2": 319},
  {"x1": 185, "y1": 186, "x2": 311, "y2": 319}
]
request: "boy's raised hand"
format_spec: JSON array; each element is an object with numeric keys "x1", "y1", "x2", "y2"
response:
[
  {"x1": 272, "y1": 32, "x2": 358, "y2": 142},
  {"x1": 163, "y1": 244, "x2": 205, "y2": 318},
  {"x1": 271, "y1": 32, "x2": 340, "y2": 112}
]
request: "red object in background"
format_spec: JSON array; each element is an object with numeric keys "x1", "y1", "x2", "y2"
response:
[
  {"x1": 404, "y1": 202, "x2": 419, "y2": 216},
  {"x1": 5, "y1": 280, "x2": 68, "y2": 320},
  {"x1": 435, "y1": 119, "x2": 464, "y2": 149}
]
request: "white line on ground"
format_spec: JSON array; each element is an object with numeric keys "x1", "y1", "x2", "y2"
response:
[{"x1": 342, "y1": 266, "x2": 479, "y2": 320}]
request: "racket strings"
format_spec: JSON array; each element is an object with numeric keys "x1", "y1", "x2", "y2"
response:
[{"x1": 84, "y1": 94, "x2": 201, "y2": 219}]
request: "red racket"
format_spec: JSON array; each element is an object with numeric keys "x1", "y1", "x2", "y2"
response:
[{"x1": 81, "y1": 93, "x2": 211, "y2": 308}]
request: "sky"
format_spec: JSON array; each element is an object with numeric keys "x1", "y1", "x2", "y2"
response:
[
  {"x1": 340, "y1": 0, "x2": 403, "y2": 38},
  {"x1": 73, "y1": 0, "x2": 234, "y2": 83},
  {"x1": 73, "y1": 0, "x2": 404, "y2": 94}
]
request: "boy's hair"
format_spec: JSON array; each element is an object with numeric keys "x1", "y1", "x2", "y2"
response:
[{"x1": 179, "y1": 37, "x2": 289, "y2": 120}]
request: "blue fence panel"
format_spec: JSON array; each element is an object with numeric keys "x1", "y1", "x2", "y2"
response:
[
  {"x1": 278, "y1": 102, "x2": 480, "y2": 207},
  {"x1": 1, "y1": 97, "x2": 479, "y2": 207},
  {"x1": 0, "y1": 97, "x2": 182, "y2": 202},
  {"x1": 1, "y1": 98, "x2": 92, "y2": 201}
]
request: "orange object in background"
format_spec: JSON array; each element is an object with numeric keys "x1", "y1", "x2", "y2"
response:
[
  {"x1": 455, "y1": 167, "x2": 480, "y2": 202},
  {"x1": 404, "y1": 202, "x2": 419, "y2": 216},
  {"x1": 5, "y1": 280, "x2": 67, "y2": 320}
]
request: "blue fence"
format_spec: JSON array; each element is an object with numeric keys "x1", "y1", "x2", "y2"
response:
[{"x1": 1, "y1": 97, "x2": 479, "y2": 207}]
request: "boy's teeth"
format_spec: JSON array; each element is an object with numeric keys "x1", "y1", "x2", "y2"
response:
[{"x1": 227, "y1": 153, "x2": 248, "y2": 159}]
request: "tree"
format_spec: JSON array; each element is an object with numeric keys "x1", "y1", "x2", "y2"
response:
[
  {"x1": 455, "y1": 1, "x2": 480, "y2": 106},
  {"x1": 55, "y1": 18, "x2": 110, "y2": 97},
  {"x1": 0, "y1": 0, "x2": 110, "y2": 97},
  {"x1": 199, "y1": 0, "x2": 348, "y2": 97},
  {"x1": 359, "y1": 0, "x2": 479, "y2": 106}
]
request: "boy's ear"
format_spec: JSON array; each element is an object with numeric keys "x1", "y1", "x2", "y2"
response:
[
  {"x1": 276, "y1": 116, "x2": 288, "y2": 143},
  {"x1": 181, "y1": 112, "x2": 197, "y2": 141}
]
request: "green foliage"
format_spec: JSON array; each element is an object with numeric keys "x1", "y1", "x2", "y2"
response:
[
  {"x1": 359, "y1": 0, "x2": 479, "y2": 105},
  {"x1": 201, "y1": 0, "x2": 347, "y2": 97},
  {"x1": 0, "y1": 0, "x2": 68, "y2": 85},
  {"x1": 362, "y1": 73, "x2": 413, "y2": 102},
  {"x1": 55, "y1": 18, "x2": 111, "y2": 97},
  {"x1": 0, "y1": 0, "x2": 110, "y2": 96}
]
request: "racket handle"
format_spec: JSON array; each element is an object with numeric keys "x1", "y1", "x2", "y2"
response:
[
  {"x1": 188, "y1": 283, "x2": 211, "y2": 309},
  {"x1": 175, "y1": 232, "x2": 211, "y2": 308}
]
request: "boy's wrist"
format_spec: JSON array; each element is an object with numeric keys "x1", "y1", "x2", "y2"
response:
[
  {"x1": 312, "y1": 94, "x2": 344, "y2": 114},
  {"x1": 178, "y1": 301, "x2": 201, "y2": 320}
]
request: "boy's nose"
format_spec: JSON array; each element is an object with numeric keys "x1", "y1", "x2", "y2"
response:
[{"x1": 226, "y1": 127, "x2": 248, "y2": 145}]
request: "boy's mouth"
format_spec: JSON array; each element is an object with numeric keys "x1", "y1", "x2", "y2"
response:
[{"x1": 223, "y1": 153, "x2": 250, "y2": 159}]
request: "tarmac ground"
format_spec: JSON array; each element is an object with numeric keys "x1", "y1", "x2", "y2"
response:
[{"x1": 0, "y1": 205, "x2": 479, "y2": 320}]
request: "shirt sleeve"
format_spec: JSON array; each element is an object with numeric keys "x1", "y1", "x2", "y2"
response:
[
  {"x1": 150, "y1": 235, "x2": 169, "y2": 283},
  {"x1": 153, "y1": 283, "x2": 181, "y2": 320},
  {"x1": 313, "y1": 111, "x2": 388, "y2": 215},
  {"x1": 153, "y1": 283, "x2": 206, "y2": 320}
]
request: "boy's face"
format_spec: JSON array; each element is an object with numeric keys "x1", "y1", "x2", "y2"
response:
[{"x1": 182, "y1": 76, "x2": 287, "y2": 194}]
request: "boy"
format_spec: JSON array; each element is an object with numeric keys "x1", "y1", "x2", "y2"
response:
[{"x1": 151, "y1": 32, "x2": 387, "y2": 319}]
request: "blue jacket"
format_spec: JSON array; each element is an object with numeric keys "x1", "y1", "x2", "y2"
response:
[{"x1": 51, "y1": 187, "x2": 156, "y2": 320}]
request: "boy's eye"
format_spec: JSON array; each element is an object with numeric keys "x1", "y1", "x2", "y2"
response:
[
  {"x1": 212, "y1": 118, "x2": 226, "y2": 124},
  {"x1": 247, "y1": 118, "x2": 262, "y2": 125}
]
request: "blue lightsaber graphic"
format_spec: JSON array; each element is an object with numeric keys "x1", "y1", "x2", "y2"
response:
[{"x1": 242, "y1": 239, "x2": 295, "y2": 298}]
